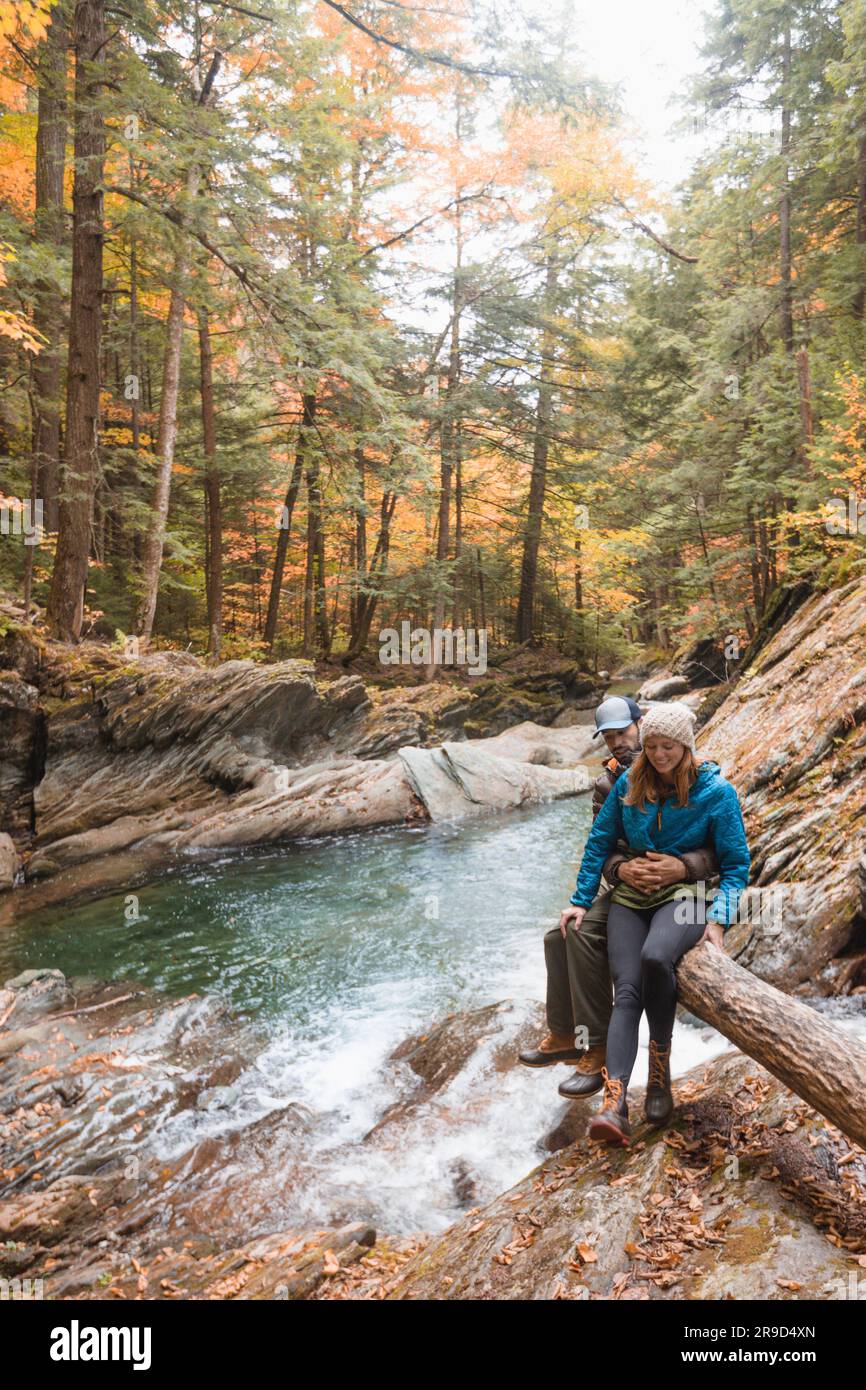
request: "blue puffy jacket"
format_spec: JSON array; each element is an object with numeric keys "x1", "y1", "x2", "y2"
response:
[{"x1": 570, "y1": 760, "x2": 750, "y2": 927}]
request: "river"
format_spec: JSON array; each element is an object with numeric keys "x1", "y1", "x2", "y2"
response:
[{"x1": 0, "y1": 795, "x2": 745, "y2": 1238}]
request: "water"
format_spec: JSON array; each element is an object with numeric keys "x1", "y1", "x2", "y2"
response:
[{"x1": 0, "y1": 801, "x2": 737, "y2": 1236}]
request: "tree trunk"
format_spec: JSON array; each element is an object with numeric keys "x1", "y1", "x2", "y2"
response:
[
  {"x1": 677, "y1": 942, "x2": 866, "y2": 1150},
  {"x1": 265, "y1": 393, "x2": 314, "y2": 648},
  {"x1": 348, "y1": 443, "x2": 367, "y2": 648},
  {"x1": 778, "y1": 25, "x2": 794, "y2": 353},
  {"x1": 303, "y1": 460, "x2": 329, "y2": 656},
  {"x1": 134, "y1": 164, "x2": 199, "y2": 638},
  {"x1": 46, "y1": 0, "x2": 106, "y2": 642},
  {"x1": 515, "y1": 248, "x2": 558, "y2": 644},
  {"x1": 343, "y1": 491, "x2": 397, "y2": 662},
  {"x1": 198, "y1": 307, "x2": 222, "y2": 659},
  {"x1": 132, "y1": 53, "x2": 220, "y2": 639},
  {"x1": 853, "y1": 123, "x2": 866, "y2": 320},
  {"x1": 30, "y1": 0, "x2": 69, "y2": 536},
  {"x1": 426, "y1": 114, "x2": 464, "y2": 680}
]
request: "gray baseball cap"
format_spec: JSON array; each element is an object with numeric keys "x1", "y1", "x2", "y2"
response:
[{"x1": 592, "y1": 695, "x2": 643, "y2": 739}]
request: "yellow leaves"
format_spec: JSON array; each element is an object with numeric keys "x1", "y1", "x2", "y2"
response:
[
  {"x1": 0, "y1": 245, "x2": 43, "y2": 352},
  {"x1": 0, "y1": 1, "x2": 52, "y2": 43}
]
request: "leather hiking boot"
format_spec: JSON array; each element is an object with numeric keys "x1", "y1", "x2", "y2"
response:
[
  {"x1": 644, "y1": 1039, "x2": 674, "y2": 1126},
  {"x1": 557, "y1": 1044, "x2": 607, "y2": 1099},
  {"x1": 588, "y1": 1067, "x2": 631, "y2": 1147},
  {"x1": 518, "y1": 1031, "x2": 582, "y2": 1067}
]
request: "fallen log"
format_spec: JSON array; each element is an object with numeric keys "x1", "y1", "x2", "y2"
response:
[{"x1": 677, "y1": 941, "x2": 866, "y2": 1149}]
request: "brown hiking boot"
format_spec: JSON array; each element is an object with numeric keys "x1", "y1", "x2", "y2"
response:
[
  {"x1": 644, "y1": 1039, "x2": 674, "y2": 1126},
  {"x1": 588, "y1": 1067, "x2": 631, "y2": 1146},
  {"x1": 557, "y1": 1044, "x2": 607, "y2": 1099},
  {"x1": 518, "y1": 1030, "x2": 582, "y2": 1067}
]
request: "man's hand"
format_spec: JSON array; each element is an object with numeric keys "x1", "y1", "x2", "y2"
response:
[
  {"x1": 699, "y1": 920, "x2": 725, "y2": 950},
  {"x1": 559, "y1": 905, "x2": 586, "y2": 938},
  {"x1": 616, "y1": 859, "x2": 655, "y2": 894},
  {"x1": 625, "y1": 851, "x2": 687, "y2": 893}
]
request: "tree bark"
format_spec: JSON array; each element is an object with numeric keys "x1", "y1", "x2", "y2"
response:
[
  {"x1": 264, "y1": 392, "x2": 314, "y2": 648},
  {"x1": 132, "y1": 52, "x2": 221, "y2": 639},
  {"x1": 515, "y1": 248, "x2": 558, "y2": 644},
  {"x1": 30, "y1": 0, "x2": 69, "y2": 536},
  {"x1": 198, "y1": 307, "x2": 222, "y2": 659},
  {"x1": 343, "y1": 490, "x2": 397, "y2": 662},
  {"x1": 46, "y1": 0, "x2": 106, "y2": 642},
  {"x1": 303, "y1": 459, "x2": 329, "y2": 656},
  {"x1": 678, "y1": 942, "x2": 866, "y2": 1150},
  {"x1": 133, "y1": 163, "x2": 199, "y2": 638},
  {"x1": 426, "y1": 103, "x2": 464, "y2": 680},
  {"x1": 778, "y1": 25, "x2": 794, "y2": 353}
]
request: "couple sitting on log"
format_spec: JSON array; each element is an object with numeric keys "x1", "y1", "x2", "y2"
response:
[{"x1": 520, "y1": 695, "x2": 751, "y2": 1147}]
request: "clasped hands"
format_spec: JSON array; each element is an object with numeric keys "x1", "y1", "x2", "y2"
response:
[{"x1": 559, "y1": 850, "x2": 724, "y2": 950}]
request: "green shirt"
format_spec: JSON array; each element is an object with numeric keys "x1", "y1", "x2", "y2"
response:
[{"x1": 609, "y1": 849, "x2": 698, "y2": 913}]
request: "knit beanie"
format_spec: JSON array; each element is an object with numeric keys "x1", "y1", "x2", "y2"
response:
[{"x1": 639, "y1": 700, "x2": 698, "y2": 755}]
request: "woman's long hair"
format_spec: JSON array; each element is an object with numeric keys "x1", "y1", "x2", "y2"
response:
[{"x1": 623, "y1": 746, "x2": 701, "y2": 812}]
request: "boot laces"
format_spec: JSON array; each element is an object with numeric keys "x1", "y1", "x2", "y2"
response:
[
  {"x1": 600, "y1": 1066, "x2": 624, "y2": 1112},
  {"x1": 648, "y1": 1040, "x2": 671, "y2": 1090},
  {"x1": 575, "y1": 1045, "x2": 606, "y2": 1074}
]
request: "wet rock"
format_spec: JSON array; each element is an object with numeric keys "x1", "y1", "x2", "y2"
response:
[
  {"x1": 387, "y1": 1052, "x2": 866, "y2": 1300},
  {"x1": 196, "y1": 1084, "x2": 241, "y2": 1112},
  {"x1": 364, "y1": 1000, "x2": 539, "y2": 1141},
  {"x1": 449, "y1": 1159, "x2": 479, "y2": 1207},
  {"x1": 637, "y1": 673, "x2": 690, "y2": 700},
  {"x1": 1, "y1": 968, "x2": 70, "y2": 1025}
]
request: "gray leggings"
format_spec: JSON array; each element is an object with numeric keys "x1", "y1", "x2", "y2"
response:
[{"x1": 605, "y1": 897, "x2": 707, "y2": 1086}]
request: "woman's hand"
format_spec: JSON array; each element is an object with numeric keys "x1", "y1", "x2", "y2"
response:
[
  {"x1": 700, "y1": 920, "x2": 725, "y2": 950},
  {"x1": 560, "y1": 905, "x2": 586, "y2": 938}
]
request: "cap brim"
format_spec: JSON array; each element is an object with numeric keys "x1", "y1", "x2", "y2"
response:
[{"x1": 593, "y1": 720, "x2": 634, "y2": 737}]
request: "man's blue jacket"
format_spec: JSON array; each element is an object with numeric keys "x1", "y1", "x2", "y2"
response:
[{"x1": 570, "y1": 760, "x2": 750, "y2": 927}]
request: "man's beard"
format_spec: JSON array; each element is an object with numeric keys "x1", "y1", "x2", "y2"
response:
[{"x1": 612, "y1": 743, "x2": 640, "y2": 768}]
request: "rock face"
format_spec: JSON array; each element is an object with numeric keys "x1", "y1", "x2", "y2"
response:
[
  {"x1": 700, "y1": 577, "x2": 866, "y2": 994},
  {"x1": 398, "y1": 739, "x2": 590, "y2": 822},
  {"x1": 671, "y1": 636, "x2": 730, "y2": 687},
  {"x1": 0, "y1": 672, "x2": 42, "y2": 842},
  {"x1": 2, "y1": 969, "x2": 864, "y2": 1301},
  {"x1": 386, "y1": 1051, "x2": 866, "y2": 1300},
  {"x1": 0, "y1": 833, "x2": 21, "y2": 890},
  {"x1": 637, "y1": 673, "x2": 690, "y2": 700},
  {"x1": 0, "y1": 624, "x2": 604, "y2": 919}
]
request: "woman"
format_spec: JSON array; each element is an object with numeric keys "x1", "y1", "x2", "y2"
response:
[{"x1": 561, "y1": 701, "x2": 750, "y2": 1146}]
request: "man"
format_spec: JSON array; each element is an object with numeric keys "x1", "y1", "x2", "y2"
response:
[{"x1": 518, "y1": 695, "x2": 719, "y2": 1099}]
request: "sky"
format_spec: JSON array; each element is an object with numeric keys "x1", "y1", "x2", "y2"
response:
[
  {"x1": 566, "y1": 0, "x2": 713, "y2": 192},
  {"x1": 381, "y1": 0, "x2": 718, "y2": 337}
]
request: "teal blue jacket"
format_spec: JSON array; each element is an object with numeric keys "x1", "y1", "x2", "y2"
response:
[{"x1": 570, "y1": 760, "x2": 750, "y2": 926}]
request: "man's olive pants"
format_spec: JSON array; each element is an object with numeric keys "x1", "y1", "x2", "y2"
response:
[{"x1": 544, "y1": 890, "x2": 613, "y2": 1048}]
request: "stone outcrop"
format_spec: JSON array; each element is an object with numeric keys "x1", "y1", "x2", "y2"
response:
[
  {"x1": 385, "y1": 1049, "x2": 866, "y2": 1300},
  {"x1": 700, "y1": 577, "x2": 866, "y2": 993},
  {"x1": 4, "y1": 970, "x2": 863, "y2": 1302},
  {"x1": 0, "y1": 625, "x2": 603, "y2": 917}
]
